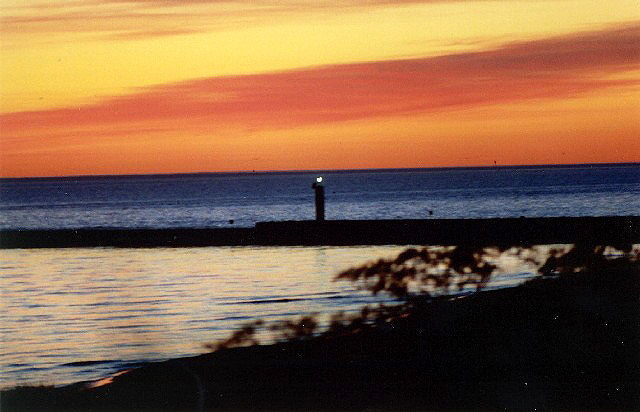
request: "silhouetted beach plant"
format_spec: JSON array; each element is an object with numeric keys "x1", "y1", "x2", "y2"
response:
[
  {"x1": 335, "y1": 246, "x2": 500, "y2": 298},
  {"x1": 539, "y1": 243, "x2": 637, "y2": 275},
  {"x1": 208, "y1": 243, "x2": 638, "y2": 349},
  {"x1": 205, "y1": 320, "x2": 264, "y2": 351}
]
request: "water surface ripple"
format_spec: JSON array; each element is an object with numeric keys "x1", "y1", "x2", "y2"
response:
[{"x1": 1, "y1": 246, "x2": 422, "y2": 388}]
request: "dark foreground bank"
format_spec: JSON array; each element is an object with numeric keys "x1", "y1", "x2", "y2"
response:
[
  {"x1": 2, "y1": 216, "x2": 639, "y2": 248},
  {"x1": 3, "y1": 259, "x2": 638, "y2": 411}
]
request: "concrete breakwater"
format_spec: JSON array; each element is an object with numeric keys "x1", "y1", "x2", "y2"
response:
[{"x1": 1, "y1": 216, "x2": 638, "y2": 249}]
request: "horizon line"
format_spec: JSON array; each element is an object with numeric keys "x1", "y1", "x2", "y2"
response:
[{"x1": 1, "y1": 162, "x2": 638, "y2": 181}]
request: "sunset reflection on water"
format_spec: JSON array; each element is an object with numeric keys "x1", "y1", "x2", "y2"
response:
[{"x1": 1, "y1": 246, "x2": 410, "y2": 388}]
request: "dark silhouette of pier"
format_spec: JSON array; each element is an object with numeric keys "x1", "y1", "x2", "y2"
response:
[{"x1": 1, "y1": 216, "x2": 637, "y2": 248}]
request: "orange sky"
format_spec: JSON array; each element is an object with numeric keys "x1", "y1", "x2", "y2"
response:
[{"x1": 1, "y1": 0, "x2": 639, "y2": 177}]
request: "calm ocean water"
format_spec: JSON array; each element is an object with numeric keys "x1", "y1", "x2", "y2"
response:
[
  {"x1": 0, "y1": 164, "x2": 638, "y2": 389},
  {"x1": 1, "y1": 164, "x2": 638, "y2": 229}
]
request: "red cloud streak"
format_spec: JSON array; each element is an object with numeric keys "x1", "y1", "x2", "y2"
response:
[{"x1": 2, "y1": 24, "x2": 639, "y2": 135}]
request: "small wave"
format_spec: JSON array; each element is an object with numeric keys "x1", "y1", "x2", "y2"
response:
[
  {"x1": 61, "y1": 360, "x2": 116, "y2": 367},
  {"x1": 228, "y1": 297, "x2": 309, "y2": 305},
  {"x1": 216, "y1": 315, "x2": 252, "y2": 321},
  {"x1": 105, "y1": 324, "x2": 152, "y2": 330},
  {"x1": 224, "y1": 292, "x2": 347, "y2": 305}
]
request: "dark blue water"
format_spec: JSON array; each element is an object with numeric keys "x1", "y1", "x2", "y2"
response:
[{"x1": 1, "y1": 164, "x2": 638, "y2": 229}]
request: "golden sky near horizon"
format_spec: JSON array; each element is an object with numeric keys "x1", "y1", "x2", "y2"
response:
[{"x1": 1, "y1": 0, "x2": 639, "y2": 177}]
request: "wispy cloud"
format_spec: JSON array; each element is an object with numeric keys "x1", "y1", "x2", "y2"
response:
[
  {"x1": 0, "y1": 0, "x2": 466, "y2": 41},
  {"x1": 2, "y1": 23, "x2": 638, "y2": 140},
  {"x1": 1, "y1": 5, "x2": 237, "y2": 40}
]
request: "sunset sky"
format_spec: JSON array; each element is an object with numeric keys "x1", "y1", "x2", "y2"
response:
[{"x1": 1, "y1": 0, "x2": 639, "y2": 177}]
